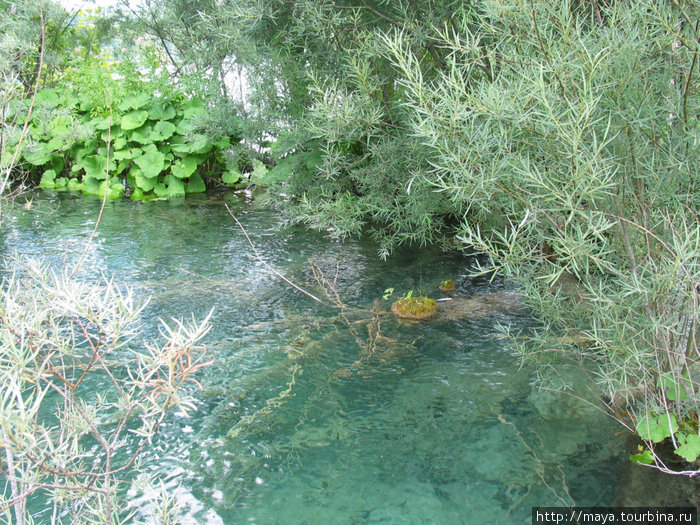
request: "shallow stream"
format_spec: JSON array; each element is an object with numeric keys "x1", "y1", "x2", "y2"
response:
[{"x1": 1, "y1": 192, "x2": 694, "y2": 524}]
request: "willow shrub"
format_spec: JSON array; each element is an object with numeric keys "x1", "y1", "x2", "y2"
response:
[
  {"x1": 0, "y1": 258, "x2": 212, "y2": 524},
  {"x1": 384, "y1": 0, "x2": 699, "y2": 473}
]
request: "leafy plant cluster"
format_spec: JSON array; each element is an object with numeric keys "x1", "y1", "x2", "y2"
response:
[{"x1": 5, "y1": 84, "x2": 242, "y2": 199}]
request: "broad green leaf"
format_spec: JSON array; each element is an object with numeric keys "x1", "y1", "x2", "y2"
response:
[
  {"x1": 149, "y1": 100, "x2": 176, "y2": 120},
  {"x1": 171, "y1": 156, "x2": 199, "y2": 179},
  {"x1": 66, "y1": 178, "x2": 82, "y2": 191},
  {"x1": 39, "y1": 170, "x2": 57, "y2": 188},
  {"x1": 222, "y1": 168, "x2": 241, "y2": 185},
  {"x1": 186, "y1": 173, "x2": 206, "y2": 193},
  {"x1": 130, "y1": 125, "x2": 154, "y2": 144},
  {"x1": 629, "y1": 447, "x2": 654, "y2": 465},
  {"x1": 636, "y1": 413, "x2": 679, "y2": 443},
  {"x1": 178, "y1": 98, "x2": 206, "y2": 119},
  {"x1": 80, "y1": 155, "x2": 109, "y2": 180},
  {"x1": 98, "y1": 180, "x2": 123, "y2": 198},
  {"x1": 132, "y1": 166, "x2": 158, "y2": 192},
  {"x1": 81, "y1": 175, "x2": 102, "y2": 195},
  {"x1": 94, "y1": 116, "x2": 115, "y2": 130},
  {"x1": 121, "y1": 110, "x2": 149, "y2": 130},
  {"x1": 54, "y1": 177, "x2": 67, "y2": 187},
  {"x1": 130, "y1": 187, "x2": 145, "y2": 200},
  {"x1": 113, "y1": 147, "x2": 143, "y2": 161},
  {"x1": 213, "y1": 136, "x2": 231, "y2": 149},
  {"x1": 154, "y1": 182, "x2": 169, "y2": 198},
  {"x1": 134, "y1": 151, "x2": 166, "y2": 179},
  {"x1": 150, "y1": 121, "x2": 177, "y2": 141},
  {"x1": 164, "y1": 174, "x2": 186, "y2": 196},
  {"x1": 266, "y1": 161, "x2": 293, "y2": 183},
  {"x1": 674, "y1": 433, "x2": 700, "y2": 462},
  {"x1": 34, "y1": 89, "x2": 60, "y2": 107},
  {"x1": 250, "y1": 159, "x2": 269, "y2": 186},
  {"x1": 171, "y1": 134, "x2": 211, "y2": 154},
  {"x1": 113, "y1": 136, "x2": 127, "y2": 150},
  {"x1": 100, "y1": 126, "x2": 124, "y2": 142},
  {"x1": 23, "y1": 143, "x2": 54, "y2": 166},
  {"x1": 46, "y1": 136, "x2": 64, "y2": 153},
  {"x1": 118, "y1": 93, "x2": 151, "y2": 111},
  {"x1": 658, "y1": 373, "x2": 690, "y2": 402},
  {"x1": 49, "y1": 157, "x2": 65, "y2": 175}
]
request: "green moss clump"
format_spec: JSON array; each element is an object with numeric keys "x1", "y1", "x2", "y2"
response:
[
  {"x1": 391, "y1": 296, "x2": 438, "y2": 320},
  {"x1": 439, "y1": 279, "x2": 456, "y2": 293}
]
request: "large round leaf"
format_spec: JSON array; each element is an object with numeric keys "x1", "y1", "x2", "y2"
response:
[
  {"x1": 23, "y1": 142, "x2": 54, "y2": 166},
  {"x1": 222, "y1": 168, "x2": 241, "y2": 186},
  {"x1": 171, "y1": 156, "x2": 199, "y2": 179},
  {"x1": 178, "y1": 98, "x2": 206, "y2": 119},
  {"x1": 149, "y1": 100, "x2": 177, "y2": 120},
  {"x1": 113, "y1": 147, "x2": 143, "y2": 161},
  {"x1": 171, "y1": 134, "x2": 211, "y2": 154},
  {"x1": 79, "y1": 155, "x2": 109, "y2": 180},
  {"x1": 186, "y1": 173, "x2": 206, "y2": 193},
  {"x1": 131, "y1": 166, "x2": 158, "y2": 192},
  {"x1": 121, "y1": 110, "x2": 149, "y2": 130},
  {"x1": 34, "y1": 89, "x2": 60, "y2": 107},
  {"x1": 118, "y1": 93, "x2": 151, "y2": 111},
  {"x1": 164, "y1": 174, "x2": 186, "y2": 197},
  {"x1": 39, "y1": 169, "x2": 57, "y2": 188},
  {"x1": 150, "y1": 121, "x2": 177, "y2": 141},
  {"x1": 130, "y1": 125, "x2": 154, "y2": 144},
  {"x1": 134, "y1": 150, "x2": 166, "y2": 179}
]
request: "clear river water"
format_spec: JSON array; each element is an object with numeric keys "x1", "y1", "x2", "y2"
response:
[{"x1": 1, "y1": 191, "x2": 695, "y2": 524}]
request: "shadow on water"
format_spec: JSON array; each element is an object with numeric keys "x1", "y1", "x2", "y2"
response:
[{"x1": 1, "y1": 190, "x2": 696, "y2": 524}]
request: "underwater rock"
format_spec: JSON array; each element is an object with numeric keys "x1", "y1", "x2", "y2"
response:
[{"x1": 432, "y1": 290, "x2": 525, "y2": 323}]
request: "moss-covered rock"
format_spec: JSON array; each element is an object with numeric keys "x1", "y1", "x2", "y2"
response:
[
  {"x1": 391, "y1": 296, "x2": 438, "y2": 320},
  {"x1": 439, "y1": 279, "x2": 456, "y2": 293}
]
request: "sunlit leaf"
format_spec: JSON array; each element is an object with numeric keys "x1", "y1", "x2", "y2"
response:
[{"x1": 121, "y1": 110, "x2": 149, "y2": 130}]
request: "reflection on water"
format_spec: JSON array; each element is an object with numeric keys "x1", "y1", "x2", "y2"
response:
[{"x1": 1, "y1": 191, "x2": 694, "y2": 524}]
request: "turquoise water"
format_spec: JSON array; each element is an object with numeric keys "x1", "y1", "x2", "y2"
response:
[{"x1": 1, "y1": 192, "x2": 690, "y2": 524}]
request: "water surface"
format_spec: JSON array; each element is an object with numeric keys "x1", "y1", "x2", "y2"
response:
[{"x1": 1, "y1": 191, "x2": 690, "y2": 524}]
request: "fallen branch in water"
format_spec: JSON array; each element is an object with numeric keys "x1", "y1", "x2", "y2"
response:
[{"x1": 225, "y1": 203, "x2": 324, "y2": 303}]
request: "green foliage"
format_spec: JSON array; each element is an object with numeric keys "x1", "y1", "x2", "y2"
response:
[
  {"x1": 391, "y1": 295, "x2": 437, "y2": 320},
  {"x1": 379, "y1": 0, "x2": 699, "y2": 474},
  {"x1": 636, "y1": 414, "x2": 679, "y2": 443},
  {"x1": 10, "y1": 80, "x2": 241, "y2": 198},
  {"x1": 674, "y1": 433, "x2": 700, "y2": 463},
  {"x1": 629, "y1": 445, "x2": 654, "y2": 466}
]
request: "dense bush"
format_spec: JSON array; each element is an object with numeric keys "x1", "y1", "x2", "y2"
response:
[
  {"x1": 186, "y1": 0, "x2": 699, "y2": 473},
  {"x1": 382, "y1": 0, "x2": 699, "y2": 472}
]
